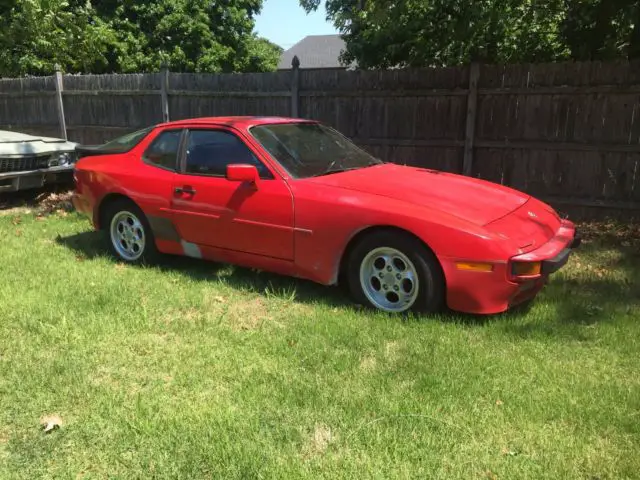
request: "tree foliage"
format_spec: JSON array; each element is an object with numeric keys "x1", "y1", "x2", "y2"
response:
[
  {"x1": 0, "y1": 0, "x2": 116, "y2": 76},
  {"x1": 0, "y1": 0, "x2": 282, "y2": 76},
  {"x1": 300, "y1": 0, "x2": 640, "y2": 68}
]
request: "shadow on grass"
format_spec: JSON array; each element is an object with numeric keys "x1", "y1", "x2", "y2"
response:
[
  {"x1": 497, "y1": 241, "x2": 640, "y2": 341},
  {"x1": 56, "y1": 230, "x2": 355, "y2": 310},
  {"x1": 56, "y1": 230, "x2": 640, "y2": 334}
]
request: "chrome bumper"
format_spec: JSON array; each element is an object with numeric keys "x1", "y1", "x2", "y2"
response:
[{"x1": 0, "y1": 165, "x2": 74, "y2": 192}]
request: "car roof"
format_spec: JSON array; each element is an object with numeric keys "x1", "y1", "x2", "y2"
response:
[{"x1": 156, "y1": 116, "x2": 317, "y2": 129}]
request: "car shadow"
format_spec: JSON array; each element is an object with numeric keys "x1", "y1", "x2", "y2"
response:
[
  {"x1": 56, "y1": 230, "x2": 356, "y2": 310},
  {"x1": 55, "y1": 230, "x2": 639, "y2": 331}
]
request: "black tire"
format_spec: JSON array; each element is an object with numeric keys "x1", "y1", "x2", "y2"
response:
[
  {"x1": 103, "y1": 199, "x2": 159, "y2": 265},
  {"x1": 346, "y1": 230, "x2": 445, "y2": 314}
]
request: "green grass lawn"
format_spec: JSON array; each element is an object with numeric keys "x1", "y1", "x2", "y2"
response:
[{"x1": 0, "y1": 204, "x2": 639, "y2": 479}]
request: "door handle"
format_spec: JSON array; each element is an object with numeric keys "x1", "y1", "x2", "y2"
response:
[{"x1": 175, "y1": 186, "x2": 196, "y2": 195}]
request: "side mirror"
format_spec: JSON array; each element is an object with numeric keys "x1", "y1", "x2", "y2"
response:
[{"x1": 226, "y1": 164, "x2": 259, "y2": 184}]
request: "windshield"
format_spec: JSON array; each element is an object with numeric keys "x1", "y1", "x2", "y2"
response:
[{"x1": 249, "y1": 122, "x2": 382, "y2": 178}]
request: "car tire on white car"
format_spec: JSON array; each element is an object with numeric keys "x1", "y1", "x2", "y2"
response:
[
  {"x1": 104, "y1": 199, "x2": 158, "y2": 264},
  {"x1": 347, "y1": 231, "x2": 445, "y2": 314}
]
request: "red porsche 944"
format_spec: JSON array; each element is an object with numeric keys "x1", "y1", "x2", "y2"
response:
[{"x1": 72, "y1": 116, "x2": 580, "y2": 315}]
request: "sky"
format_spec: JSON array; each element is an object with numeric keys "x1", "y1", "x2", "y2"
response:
[{"x1": 255, "y1": 0, "x2": 338, "y2": 50}]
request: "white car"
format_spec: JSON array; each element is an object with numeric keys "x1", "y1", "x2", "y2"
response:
[{"x1": 0, "y1": 130, "x2": 78, "y2": 192}]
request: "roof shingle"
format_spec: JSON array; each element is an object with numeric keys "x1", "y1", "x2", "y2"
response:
[{"x1": 277, "y1": 34, "x2": 348, "y2": 69}]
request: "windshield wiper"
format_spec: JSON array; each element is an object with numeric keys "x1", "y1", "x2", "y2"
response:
[
  {"x1": 311, "y1": 157, "x2": 384, "y2": 178},
  {"x1": 312, "y1": 159, "x2": 345, "y2": 177}
]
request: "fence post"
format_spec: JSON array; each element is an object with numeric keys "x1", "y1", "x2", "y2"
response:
[
  {"x1": 462, "y1": 62, "x2": 480, "y2": 176},
  {"x1": 160, "y1": 64, "x2": 170, "y2": 122},
  {"x1": 53, "y1": 64, "x2": 67, "y2": 140},
  {"x1": 291, "y1": 55, "x2": 300, "y2": 118}
]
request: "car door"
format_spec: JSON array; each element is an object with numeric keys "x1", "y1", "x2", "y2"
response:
[
  {"x1": 133, "y1": 126, "x2": 182, "y2": 224},
  {"x1": 169, "y1": 127, "x2": 294, "y2": 261}
]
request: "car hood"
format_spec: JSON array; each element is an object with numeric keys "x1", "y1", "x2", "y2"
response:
[
  {"x1": 0, "y1": 130, "x2": 77, "y2": 155},
  {"x1": 485, "y1": 196, "x2": 562, "y2": 252},
  {"x1": 306, "y1": 163, "x2": 530, "y2": 226}
]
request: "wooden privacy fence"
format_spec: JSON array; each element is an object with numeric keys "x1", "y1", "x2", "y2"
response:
[{"x1": 1, "y1": 59, "x2": 640, "y2": 215}]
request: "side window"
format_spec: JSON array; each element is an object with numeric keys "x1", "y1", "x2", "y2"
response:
[
  {"x1": 185, "y1": 130, "x2": 272, "y2": 178},
  {"x1": 143, "y1": 130, "x2": 182, "y2": 170}
]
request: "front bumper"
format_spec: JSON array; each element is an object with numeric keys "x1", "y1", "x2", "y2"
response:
[
  {"x1": 442, "y1": 222, "x2": 580, "y2": 314},
  {"x1": 569, "y1": 230, "x2": 582, "y2": 249},
  {"x1": 537, "y1": 228, "x2": 581, "y2": 275},
  {"x1": 540, "y1": 228, "x2": 580, "y2": 274},
  {"x1": 0, "y1": 165, "x2": 74, "y2": 192},
  {"x1": 541, "y1": 247, "x2": 572, "y2": 275}
]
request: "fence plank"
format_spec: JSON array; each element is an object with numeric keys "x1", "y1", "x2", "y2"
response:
[
  {"x1": 53, "y1": 65, "x2": 67, "y2": 140},
  {"x1": 291, "y1": 56, "x2": 300, "y2": 117},
  {"x1": 168, "y1": 90, "x2": 290, "y2": 98},
  {"x1": 463, "y1": 63, "x2": 480, "y2": 175},
  {"x1": 63, "y1": 73, "x2": 160, "y2": 91},
  {"x1": 0, "y1": 91, "x2": 57, "y2": 97},
  {"x1": 62, "y1": 90, "x2": 160, "y2": 96},
  {"x1": 160, "y1": 66, "x2": 170, "y2": 123}
]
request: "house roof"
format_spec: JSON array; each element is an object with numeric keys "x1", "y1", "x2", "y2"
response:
[{"x1": 277, "y1": 34, "x2": 348, "y2": 69}]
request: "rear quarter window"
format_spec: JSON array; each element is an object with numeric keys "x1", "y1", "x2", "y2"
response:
[
  {"x1": 76, "y1": 126, "x2": 154, "y2": 156},
  {"x1": 142, "y1": 130, "x2": 182, "y2": 171}
]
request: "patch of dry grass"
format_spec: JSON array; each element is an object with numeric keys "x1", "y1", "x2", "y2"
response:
[{"x1": 302, "y1": 424, "x2": 335, "y2": 459}]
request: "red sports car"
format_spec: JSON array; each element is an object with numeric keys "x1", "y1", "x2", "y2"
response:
[{"x1": 72, "y1": 116, "x2": 580, "y2": 315}]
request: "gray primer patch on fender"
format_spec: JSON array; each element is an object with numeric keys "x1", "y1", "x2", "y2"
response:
[
  {"x1": 147, "y1": 215, "x2": 181, "y2": 242},
  {"x1": 181, "y1": 240, "x2": 202, "y2": 259}
]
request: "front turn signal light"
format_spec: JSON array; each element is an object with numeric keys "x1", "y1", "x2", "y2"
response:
[
  {"x1": 512, "y1": 261, "x2": 542, "y2": 277},
  {"x1": 456, "y1": 262, "x2": 494, "y2": 272}
]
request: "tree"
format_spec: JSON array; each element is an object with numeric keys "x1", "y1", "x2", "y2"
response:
[
  {"x1": 93, "y1": 0, "x2": 281, "y2": 73},
  {"x1": 300, "y1": 0, "x2": 640, "y2": 69},
  {"x1": 560, "y1": 0, "x2": 637, "y2": 61},
  {"x1": 242, "y1": 36, "x2": 284, "y2": 72},
  {"x1": 0, "y1": 0, "x2": 115, "y2": 76},
  {"x1": 0, "y1": 0, "x2": 282, "y2": 76}
]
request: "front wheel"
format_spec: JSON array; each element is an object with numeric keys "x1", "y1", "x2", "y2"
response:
[
  {"x1": 104, "y1": 200, "x2": 158, "y2": 264},
  {"x1": 346, "y1": 231, "x2": 445, "y2": 314}
]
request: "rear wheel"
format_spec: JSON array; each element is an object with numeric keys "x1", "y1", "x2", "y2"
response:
[
  {"x1": 347, "y1": 231, "x2": 445, "y2": 314},
  {"x1": 104, "y1": 200, "x2": 158, "y2": 264}
]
